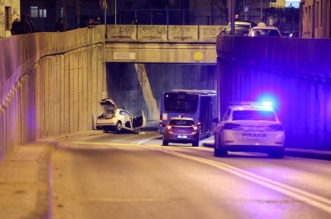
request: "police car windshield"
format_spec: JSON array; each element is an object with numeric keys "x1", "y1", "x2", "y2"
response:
[{"x1": 232, "y1": 110, "x2": 276, "y2": 121}]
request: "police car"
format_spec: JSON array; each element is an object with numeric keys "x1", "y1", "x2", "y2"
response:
[{"x1": 213, "y1": 102, "x2": 285, "y2": 158}]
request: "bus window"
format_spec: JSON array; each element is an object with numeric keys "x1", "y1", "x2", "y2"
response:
[{"x1": 164, "y1": 93, "x2": 199, "y2": 113}]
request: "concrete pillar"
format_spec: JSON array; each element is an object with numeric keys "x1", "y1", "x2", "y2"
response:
[{"x1": 134, "y1": 64, "x2": 159, "y2": 120}]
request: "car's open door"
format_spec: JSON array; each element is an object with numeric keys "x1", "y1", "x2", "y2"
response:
[{"x1": 133, "y1": 110, "x2": 146, "y2": 128}]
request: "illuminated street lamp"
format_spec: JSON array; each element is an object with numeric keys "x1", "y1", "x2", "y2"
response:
[{"x1": 100, "y1": 0, "x2": 108, "y2": 39}]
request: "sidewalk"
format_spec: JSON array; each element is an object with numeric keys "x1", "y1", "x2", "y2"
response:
[
  {"x1": 0, "y1": 131, "x2": 95, "y2": 219},
  {"x1": 0, "y1": 141, "x2": 51, "y2": 219}
]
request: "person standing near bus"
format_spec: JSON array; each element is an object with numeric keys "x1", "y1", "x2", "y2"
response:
[
  {"x1": 55, "y1": 18, "x2": 65, "y2": 32},
  {"x1": 27, "y1": 15, "x2": 35, "y2": 33},
  {"x1": 22, "y1": 14, "x2": 32, "y2": 34},
  {"x1": 11, "y1": 18, "x2": 24, "y2": 35}
]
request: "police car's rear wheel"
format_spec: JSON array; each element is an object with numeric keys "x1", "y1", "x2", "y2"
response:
[
  {"x1": 268, "y1": 149, "x2": 284, "y2": 159},
  {"x1": 214, "y1": 147, "x2": 228, "y2": 157},
  {"x1": 214, "y1": 135, "x2": 227, "y2": 157}
]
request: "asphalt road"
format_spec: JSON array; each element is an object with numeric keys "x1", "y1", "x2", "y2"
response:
[{"x1": 49, "y1": 131, "x2": 331, "y2": 219}]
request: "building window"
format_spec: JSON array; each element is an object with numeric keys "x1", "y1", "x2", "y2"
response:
[
  {"x1": 31, "y1": 6, "x2": 38, "y2": 18},
  {"x1": 31, "y1": 6, "x2": 47, "y2": 18},
  {"x1": 5, "y1": 7, "x2": 12, "y2": 31},
  {"x1": 39, "y1": 9, "x2": 47, "y2": 18},
  {"x1": 168, "y1": 0, "x2": 176, "y2": 6}
]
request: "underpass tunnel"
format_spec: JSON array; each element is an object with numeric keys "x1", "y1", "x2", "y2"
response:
[{"x1": 105, "y1": 63, "x2": 218, "y2": 124}]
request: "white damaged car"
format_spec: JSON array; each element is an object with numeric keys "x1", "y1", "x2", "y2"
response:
[{"x1": 96, "y1": 98, "x2": 146, "y2": 134}]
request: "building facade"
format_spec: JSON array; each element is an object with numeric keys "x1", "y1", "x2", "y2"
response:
[
  {"x1": 0, "y1": 0, "x2": 20, "y2": 38},
  {"x1": 301, "y1": 0, "x2": 331, "y2": 38}
]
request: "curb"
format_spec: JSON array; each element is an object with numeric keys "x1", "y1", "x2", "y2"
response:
[{"x1": 203, "y1": 142, "x2": 331, "y2": 160}]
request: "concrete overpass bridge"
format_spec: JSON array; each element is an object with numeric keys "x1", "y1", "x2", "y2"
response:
[
  {"x1": 103, "y1": 25, "x2": 222, "y2": 120},
  {"x1": 105, "y1": 24, "x2": 222, "y2": 63}
]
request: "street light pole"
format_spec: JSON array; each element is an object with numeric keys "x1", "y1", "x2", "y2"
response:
[
  {"x1": 260, "y1": 0, "x2": 263, "y2": 20},
  {"x1": 114, "y1": 0, "x2": 117, "y2": 25},
  {"x1": 100, "y1": 0, "x2": 108, "y2": 39}
]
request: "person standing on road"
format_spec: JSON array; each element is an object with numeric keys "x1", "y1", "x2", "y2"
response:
[
  {"x1": 27, "y1": 15, "x2": 35, "y2": 33},
  {"x1": 22, "y1": 14, "x2": 32, "y2": 34},
  {"x1": 95, "y1": 16, "x2": 101, "y2": 25},
  {"x1": 55, "y1": 18, "x2": 65, "y2": 32}
]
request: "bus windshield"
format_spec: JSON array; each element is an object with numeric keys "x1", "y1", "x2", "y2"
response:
[
  {"x1": 164, "y1": 93, "x2": 199, "y2": 114},
  {"x1": 160, "y1": 89, "x2": 216, "y2": 138}
]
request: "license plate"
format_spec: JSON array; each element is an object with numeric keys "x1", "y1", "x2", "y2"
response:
[
  {"x1": 242, "y1": 133, "x2": 267, "y2": 138},
  {"x1": 246, "y1": 127, "x2": 264, "y2": 131},
  {"x1": 177, "y1": 135, "x2": 187, "y2": 139}
]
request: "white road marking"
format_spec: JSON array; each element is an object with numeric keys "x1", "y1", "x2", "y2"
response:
[
  {"x1": 58, "y1": 135, "x2": 331, "y2": 214},
  {"x1": 136, "y1": 138, "x2": 331, "y2": 215}
]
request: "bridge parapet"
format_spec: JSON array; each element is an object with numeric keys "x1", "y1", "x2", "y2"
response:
[{"x1": 106, "y1": 25, "x2": 224, "y2": 43}]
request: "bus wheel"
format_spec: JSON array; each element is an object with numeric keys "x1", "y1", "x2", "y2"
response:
[
  {"x1": 192, "y1": 141, "x2": 199, "y2": 147},
  {"x1": 162, "y1": 139, "x2": 168, "y2": 146}
]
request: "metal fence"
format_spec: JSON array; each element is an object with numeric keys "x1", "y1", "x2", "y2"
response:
[{"x1": 21, "y1": 8, "x2": 299, "y2": 34}]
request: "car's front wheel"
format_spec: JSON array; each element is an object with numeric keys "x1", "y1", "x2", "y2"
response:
[{"x1": 115, "y1": 121, "x2": 122, "y2": 133}]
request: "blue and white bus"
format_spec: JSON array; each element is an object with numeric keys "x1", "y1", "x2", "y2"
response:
[{"x1": 159, "y1": 89, "x2": 216, "y2": 139}]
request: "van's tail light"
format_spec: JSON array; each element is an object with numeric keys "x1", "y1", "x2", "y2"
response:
[
  {"x1": 223, "y1": 123, "x2": 241, "y2": 130},
  {"x1": 166, "y1": 125, "x2": 172, "y2": 130},
  {"x1": 159, "y1": 115, "x2": 163, "y2": 127},
  {"x1": 193, "y1": 126, "x2": 198, "y2": 131}
]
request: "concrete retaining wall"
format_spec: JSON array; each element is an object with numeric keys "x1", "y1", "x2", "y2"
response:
[
  {"x1": 216, "y1": 36, "x2": 331, "y2": 150},
  {"x1": 0, "y1": 26, "x2": 105, "y2": 162}
]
